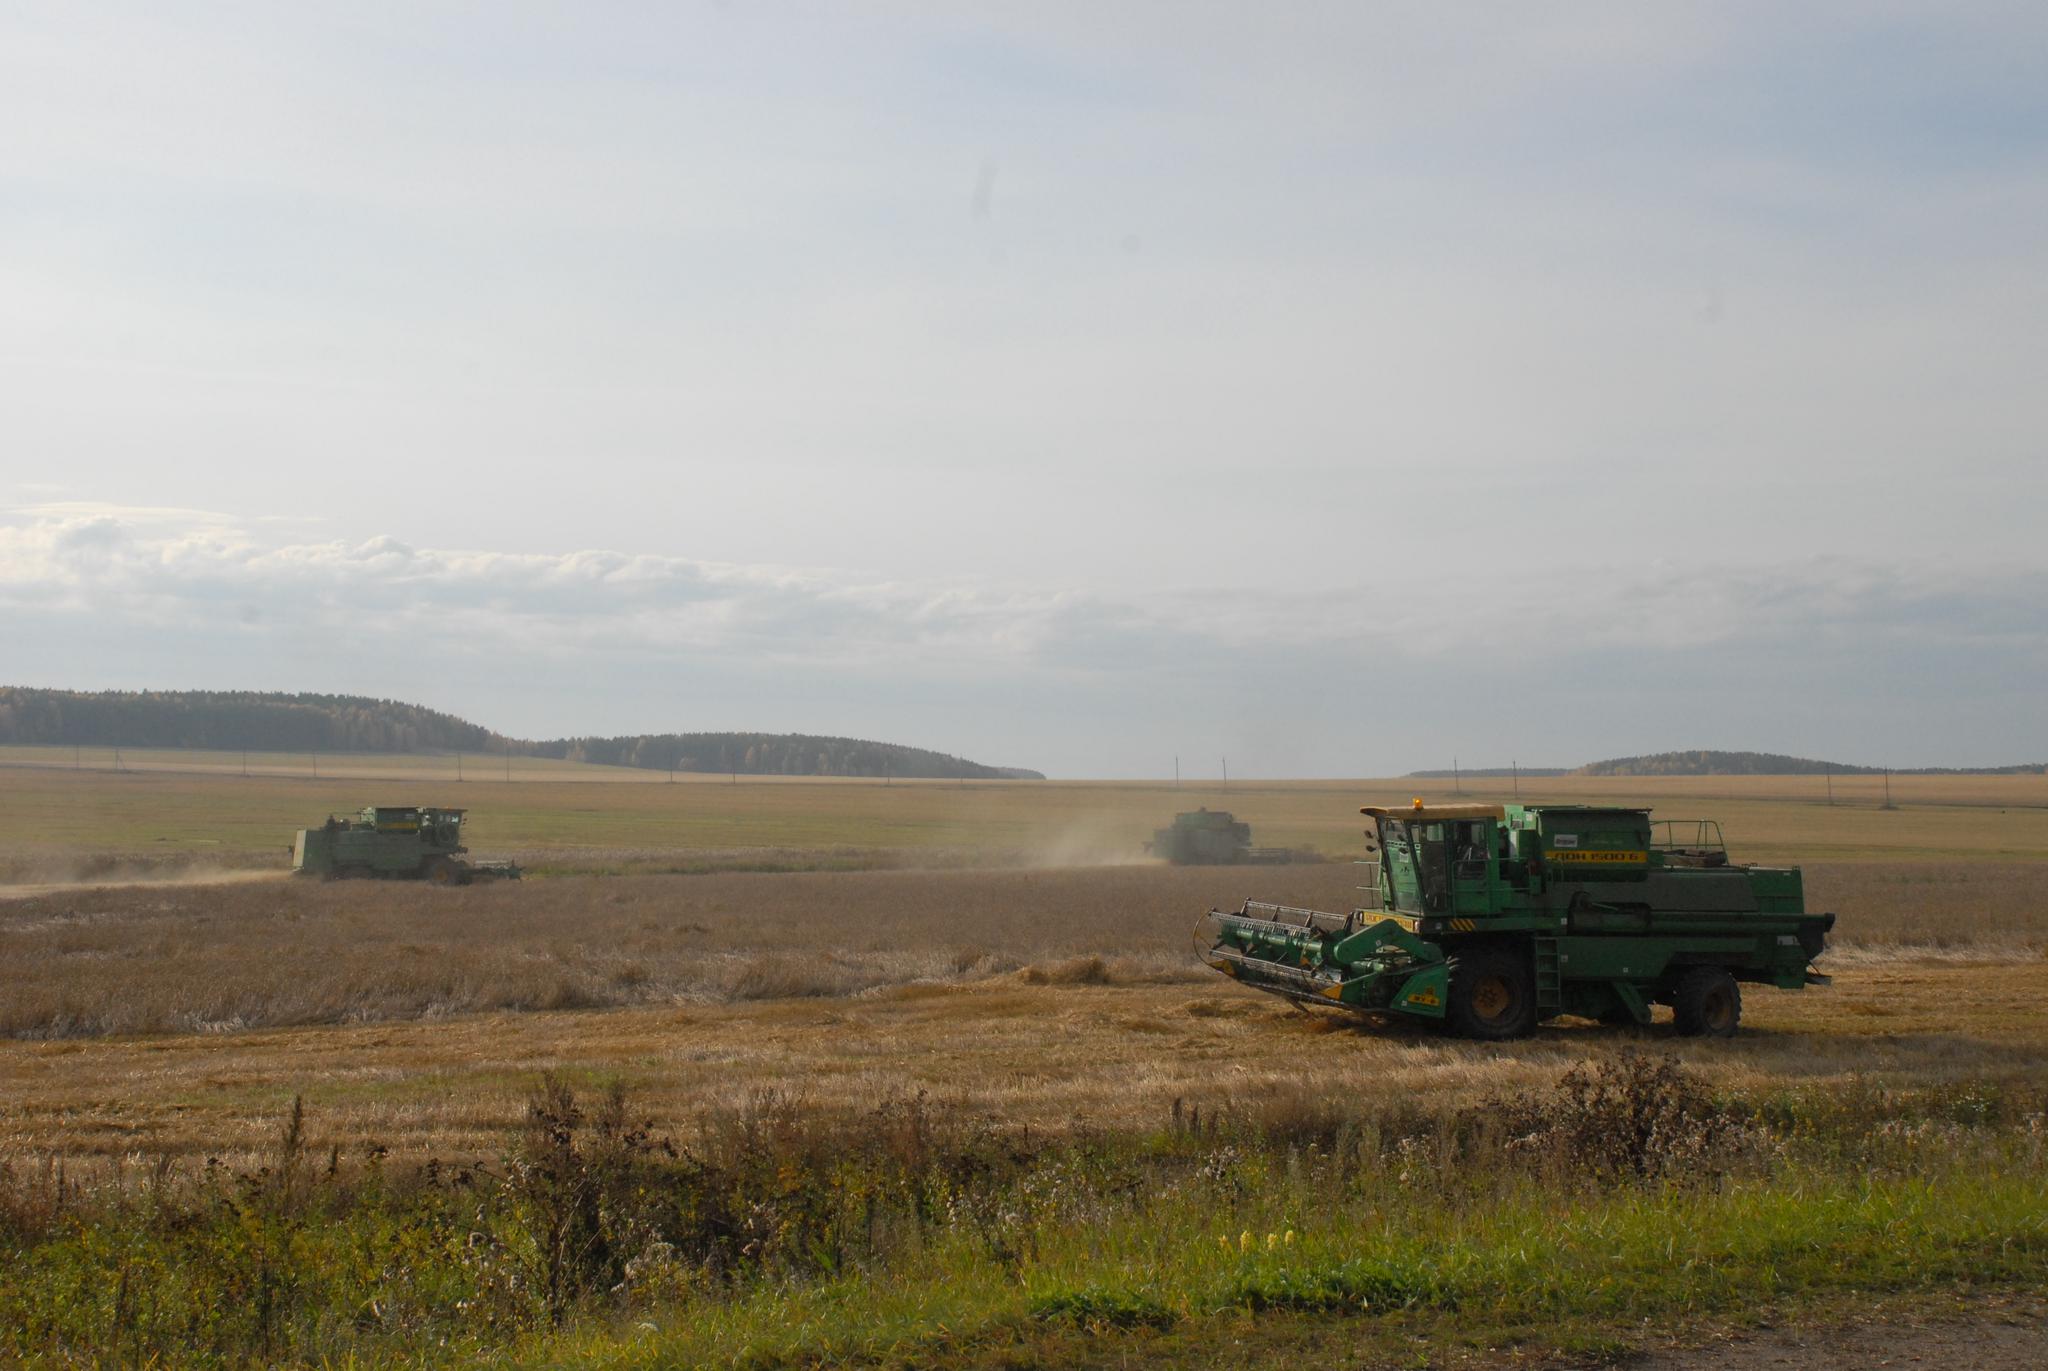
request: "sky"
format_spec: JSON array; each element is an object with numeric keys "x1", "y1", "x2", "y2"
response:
[{"x1": 3, "y1": 2, "x2": 2046, "y2": 777}]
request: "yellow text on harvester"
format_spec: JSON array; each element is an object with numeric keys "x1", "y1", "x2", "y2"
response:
[{"x1": 1547, "y1": 850, "x2": 1646, "y2": 864}]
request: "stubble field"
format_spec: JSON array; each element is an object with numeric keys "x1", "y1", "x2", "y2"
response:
[{"x1": 1, "y1": 762, "x2": 2045, "y2": 1367}]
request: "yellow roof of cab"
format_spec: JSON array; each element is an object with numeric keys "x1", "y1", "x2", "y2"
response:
[{"x1": 1360, "y1": 802, "x2": 1508, "y2": 822}]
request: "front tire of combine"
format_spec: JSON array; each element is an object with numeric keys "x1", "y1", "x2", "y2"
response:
[
  {"x1": 423, "y1": 858, "x2": 466, "y2": 887},
  {"x1": 1446, "y1": 945, "x2": 1537, "y2": 1040},
  {"x1": 1671, "y1": 967, "x2": 1741, "y2": 1038}
]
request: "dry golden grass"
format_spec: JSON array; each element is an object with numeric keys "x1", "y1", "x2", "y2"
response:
[{"x1": 3, "y1": 961, "x2": 2043, "y2": 1170}]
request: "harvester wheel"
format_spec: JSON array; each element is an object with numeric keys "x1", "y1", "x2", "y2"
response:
[
  {"x1": 1446, "y1": 945, "x2": 1537, "y2": 1040},
  {"x1": 423, "y1": 858, "x2": 466, "y2": 887},
  {"x1": 1671, "y1": 967, "x2": 1741, "y2": 1038}
]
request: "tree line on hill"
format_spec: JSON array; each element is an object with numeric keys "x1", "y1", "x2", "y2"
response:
[
  {"x1": 530, "y1": 732, "x2": 1039, "y2": 780},
  {"x1": 1575, "y1": 749, "x2": 2045, "y2": 776},
  {"x1": 0, "y1": 688, "x2": 1042, "y2": 780},
  {"x1": 0, "y1": 688, "x2": 498, "y2": 755},
  {"x1": 1409, "y1": 749, "x2": 2045, "y2": 778}
]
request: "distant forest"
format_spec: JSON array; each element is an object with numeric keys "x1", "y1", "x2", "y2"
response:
[
  {"x1": 1575, "y1": 750, "x2": 2045, "y2": 777},
  {"x1": 531, "y1": 733, "x2": 1041, "y2": 781},
  {"x1": 0, "y1": 688, "x2": 1043, "y2": 781},
  {"x1": 1408, "y1": 749, "x2": 2046, "y2": 778}
]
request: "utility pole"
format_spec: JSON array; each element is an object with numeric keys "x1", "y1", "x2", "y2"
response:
[
  {"x1": 1882, "y1": 768, "x2": 1895, "y2": 810},
  {"x1": 1221, "y1": 757, "x2": 1229, "y2": 789},
  {"x1": 1512, "y1": 759, "x2": 1520, "y2": 802},
  {"x1": 1454, "y1": 756, "x2": 1462, "y2": 794},
  {"x1": 1174, "y1": 755, "x2": 1180, "y2": 790}
]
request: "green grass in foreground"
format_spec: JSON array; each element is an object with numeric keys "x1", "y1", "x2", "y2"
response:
[{"x1": 1, "y1": 1057, "x2": 2043, "y2": 1368}]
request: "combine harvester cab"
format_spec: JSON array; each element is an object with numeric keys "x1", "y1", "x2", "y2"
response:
[
  {"x1": 291, "y1": 806, "x2": 521, "y2": 885},
  {"x1": 1202, "y1": 802, "x2": 1831, "y2": 1039}
]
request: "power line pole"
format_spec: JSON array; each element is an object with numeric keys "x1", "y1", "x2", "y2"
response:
[
  {"x1": 1454, "y1": 756, "x2": 1462, "y2": 794},
  {"x1": 1221, "y1": 757, "x2": 1229, "y2": 789},
  {"x1": 1512, "y1": 759, "x2": 1520, "y2": 802}
]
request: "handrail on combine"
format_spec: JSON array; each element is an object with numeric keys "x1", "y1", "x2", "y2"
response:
[
  {"x1": 1353, "y1": 859, "x2": 1384, "y2": 910},
  {"x1": 1650, "y1": 819, "x2": 1726, "y2": 851},
  {"x1": 1650, "y1": 819, "x2": 1730, "y2": 867}
]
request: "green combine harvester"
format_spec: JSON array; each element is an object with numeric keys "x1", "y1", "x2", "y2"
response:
[
  {"x1": 1148, "y1": 809, "x2": 1303, "y2": 865},
  {"x1": 291, "y1": 806, "x2": 520, "y2": 885},
  {"x1": 1202, "y1": 802, "x2": 1832, "y2": 1038}
]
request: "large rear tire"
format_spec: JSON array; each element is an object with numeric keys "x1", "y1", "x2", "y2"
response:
[
  {"x1": 1446, "y1": 944, "x2": 1537, "y2": 1040},
  {"x1": 1671, "y1": 967, "x2": 1741, "y2": 1038}
]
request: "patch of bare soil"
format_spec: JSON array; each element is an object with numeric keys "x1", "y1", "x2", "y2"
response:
[{"x1": 1626, "y1": 1302, "x2": 2048, "y2": 1370}]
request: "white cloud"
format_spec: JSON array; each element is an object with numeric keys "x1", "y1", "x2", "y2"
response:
[{"x1": 3, "y1": 504, "x2": 2041, "y2": 688}]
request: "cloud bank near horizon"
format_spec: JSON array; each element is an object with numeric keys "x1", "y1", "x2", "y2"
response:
[{"x1": 4, "y1": 504, "x2": 2042, "y2": 777}]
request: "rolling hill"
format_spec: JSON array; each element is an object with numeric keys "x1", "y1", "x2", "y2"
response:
[{"x1": 0, "y1": 687, "x2": 1043, "y2": 780}]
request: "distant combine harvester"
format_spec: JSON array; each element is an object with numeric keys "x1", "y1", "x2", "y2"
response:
[
  {"x1": 291, "y1": 805, "x2": 521, "y2": 884},
  {"x1": 1145, "y1": 809, "x2": 1311, "y2": 866}
]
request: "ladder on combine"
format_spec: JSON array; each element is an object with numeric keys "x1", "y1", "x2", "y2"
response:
[{"x1": 1534, "y1": 937, "x2": 1563, "y2": 1017}]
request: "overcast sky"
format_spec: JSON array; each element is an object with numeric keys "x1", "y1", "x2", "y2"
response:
[{"x1": 4, "y1": 3, "x2": 2045, "y2": 776}]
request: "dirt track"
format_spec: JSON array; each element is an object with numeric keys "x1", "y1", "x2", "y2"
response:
[{"x1": 0, "y1": 868, "x2": 287, "y2": 902}]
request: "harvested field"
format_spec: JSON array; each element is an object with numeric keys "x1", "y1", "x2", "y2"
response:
[
  {"x1": 3, "y1": 862, "x2": 2042, "y2": 1041},
  {"x1": 2, "y1": 961, "x2": 2044, "y2": 1169},
  {"x1": 2, "y1": 772, "x2": 2045, "y2": 1368},
  {"x1": 5, "y1": 765, "x2": 2047, "y2": 879},
  {"x1": 0, "y1": 866, "x2": 1359, "y2": 1037},
  {"x1": 0, "y1": 861, "x2": 2043, "y2": 1167}
]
